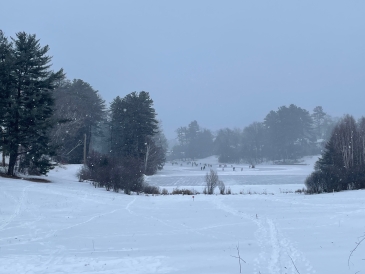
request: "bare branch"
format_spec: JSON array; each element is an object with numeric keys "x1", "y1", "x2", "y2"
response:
[
  {"x1": 348, "y1": 234, "x2": 365, "y2": 268},
  {"x1": 288, "y1": 253, "x2": 300, "y2": 274},
  {"x1": 231, "y1": 243, "x2": 246, "y2": 273}
]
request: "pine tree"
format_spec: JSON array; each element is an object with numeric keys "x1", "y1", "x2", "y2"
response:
[
  {"x1": 174, "y1": 120, "x2": 214, "y2": 160},
  {"x1": 0, "y1": 30, "x2": 13, "y2": 165},
  {"x1": 50, "y1": 79, "x2": 106, "y2": 163},
  {"x1": 110, "y1": 91, "x2": 158, "y2": 159},
  {"x1": 313, "y1": 128, "x2": 344, "y2": 192},
  {"x1": 312, "y1": 106, "x2": 327, "y2": 140},
  {"x1": 307, "y1": 115, "x2": 365, "y2": 193},
  {"x1": 1, "y1": 32, "x2": 64, "y2": 176},
  {"x1": 214, "y1": 128, "x2": 241, "y2": 163},
  {"x1": 241, "y1": 122, "x2": 266, "y2": 165},
  {"x1": 110, "y1": 96, "x2": 125, "y2": 156},
  {"x1": 108, "y1": 92, "x2": 161, "y2": 192},
  {"x1": 264, "y1": 104, "x2": 315, "y2": 161},
  {"x1": 144, "y1": 127, "x2": 167, "y2": 175}
]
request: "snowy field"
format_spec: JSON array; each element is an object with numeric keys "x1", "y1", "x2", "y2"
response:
[{"x1": 1, "y1": 156, "x2": 365, "y2": 274}]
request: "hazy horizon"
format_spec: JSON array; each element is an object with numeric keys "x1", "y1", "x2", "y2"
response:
[{"x1": 2, "y1": 1, "x2": 364, "y2": 138}]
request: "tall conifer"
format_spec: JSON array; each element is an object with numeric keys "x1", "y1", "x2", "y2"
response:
[{"x1": 1, "y1": 31, "x2": 64, "y2": 175}]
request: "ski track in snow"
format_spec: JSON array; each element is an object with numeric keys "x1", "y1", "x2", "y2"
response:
[
  {"x1": 0, "y1": 186, "x2": 136, "y2": 248},
  {"x1": 0, "y1": 185, "x2": 33, "y2": 231},
  {"x1": 125, "y1": 197, "x2": 137, "y2": 214},
  {"x1": 124, "y1": 196, "x2": 221, "y2": 240},
  {"x1": 213, "y1": 198, "x2": 316, "y2": 274},
  {"x1": 0, "y1": 185, "x2": 175, "y2": 274},
  {"x1": 2, "y1": 157, "x2": 364, "y2": 273}
]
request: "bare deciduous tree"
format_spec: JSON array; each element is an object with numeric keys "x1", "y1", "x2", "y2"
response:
[
  {"x1": 218, "y1": 180, "x2": 225, "y2": 195},
  {"x1": 205, "y1": 169, "x2": 219, "y2": 194}
]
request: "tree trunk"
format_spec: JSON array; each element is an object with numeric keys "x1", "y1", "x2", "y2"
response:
[
  {"x1": 2, "y1": 140, "x2": 5, "y2": 167},
  {"x1": 83, "y1": 133, "x2": 87, "y2": 165},
  {"x1": 144, "y1": 143, "x2": 150, "y2": 173},
  {"x1": 7, "y1": 152, "x2": 18, "y2": 176}
]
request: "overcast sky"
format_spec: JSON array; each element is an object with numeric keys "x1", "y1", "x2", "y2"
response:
[{"x1": 2, "y1": 1, "x2": 365, "y2": 138}]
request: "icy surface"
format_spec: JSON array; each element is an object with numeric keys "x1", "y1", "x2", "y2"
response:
[{"x1": 1, "y1": 156, "x2": 365, "y2": 273}]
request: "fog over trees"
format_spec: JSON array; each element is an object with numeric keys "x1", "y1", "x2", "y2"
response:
[
  {"x1": 1, "y1": 29, "x2": 364, "y2": 194},
  {"x1": 172, "y1": 120, "x2": 214, "y2": 160},
  {"x1": 170, "y1": 104, "x2": 338, "y2": 164},
  {"x1": 0, "y1": 30, "x2": 167, "y2": 193},
  {"x1": 168, "y1": 104, "x2": 365, "y2": 193},
  {"x1": 51, "y1": 79, "x2": 106, "y2": 164}
]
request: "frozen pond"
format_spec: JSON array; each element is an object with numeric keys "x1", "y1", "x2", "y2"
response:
[
  {"x1": 146, "y1": 156, "x2": 317, "y2": 187},
  {"x1": 146, "y1": 174, "x2": 307, "y2": 187}
]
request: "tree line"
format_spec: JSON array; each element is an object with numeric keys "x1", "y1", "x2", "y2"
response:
[
  {"x1": 0, "y1": 30, "x2": 167, "y2": 193},
  {"x1": 305, "y1": 115, "x2": 365, "y2": 193},
  {"x1": 170, "y1": 104, "x2": 337, "y2": 164}
]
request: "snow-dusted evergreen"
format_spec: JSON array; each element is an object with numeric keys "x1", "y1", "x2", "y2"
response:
[
  {"x1": 306, "y1": 115, "x2": 365, "y2": 193},
  {"x1": 0, "y1": 31, "x2": 64, "y2": 175}
]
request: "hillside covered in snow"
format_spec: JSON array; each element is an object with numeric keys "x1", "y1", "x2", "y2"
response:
[{"x1": 1, "y1": 157, "x2": 365, "y2": 273}]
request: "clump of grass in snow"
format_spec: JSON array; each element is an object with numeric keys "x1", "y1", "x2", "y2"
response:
[
  {"x1": 240, "y1": 189, "x2": 274, "y2": 195},
  {"x1": 161, "y1": 188, "x2": 169, "y2": 195},
  {"x1": 171, "y1": 188, "x2": 198, "y2": 195}
]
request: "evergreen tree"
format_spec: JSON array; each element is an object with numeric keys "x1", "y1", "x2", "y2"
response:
[
  {"x1": 172, "y1": 120, "x2": 214, "y2": 160},
  {"x1": 307, "y1": 115, "x2": 365, "y2": 193},
  {"x1": 108, "y1": 91, "x2": 162, "y2": 192},
  {"x1": 144, "y1": 124, "x2": 167, "y2": 175},
  {"x1": 0, "y1": 31, "x2": 13, "y2": 165},
  {"x1": 196, "y1": 128, "x2": 214, "y2": 158},
  {"x1": 110, "y1": 91, "x2": 158, "y2": 158},
  {"x1": 214, "y1": 128, "x2": 241, "y2": 163},
  {"x1": 312, "y1": 128, "x2": 344, "y2": 192},
  {"x1": 50, "y1": 79, "x2": 106, "y2": 163},
  {"x1": 312, "y1": 106, "x2": 326, "y2": 140},
  {"x1": 109, "y1": 96, "x2": 124, "y2": 156},
  {"x1": 0, "y1": 30, "x2": 12, "y2": 114},
  {"x1": 110, "y1": 91, "x2": 159, "y2": 174},
  {"x1": 241, "y1": 122, "x2": 266, "y2": 165},
  {"x1": 264, "y1": 104, "x2": 315, "y2": 161},
  {"x1": 0, "y1": 32, "x2": 64, "y2": 175}
]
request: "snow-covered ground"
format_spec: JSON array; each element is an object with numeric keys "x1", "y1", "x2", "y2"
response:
[{"x1": 1, "y1": 156, "x2": 365, "y2": 273}]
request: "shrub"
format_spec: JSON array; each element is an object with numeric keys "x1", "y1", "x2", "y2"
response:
[
  {"x1": 82, "y1": 150, "x2": 144, "y2": 194},
  {"x1": 304, "y1": 171, "x2": 328, "y2": 194},
  {"x1": 171, "y1": 188, "x2": 194, "y2": 195},
  {"x1": 205, "y1": 169, "x2": 219, "y2": 194},
  {"x1": 77, "y1": 165, "x2": 92, "y2": 182},
  {"x1": 218, "y1": 180, "x2": 225, "y2": 195},
  {"x1": 161, "y1": 188, "x2": 169, "y2": 195},
  {"x1": 142, "y1": 184, "x2": 160, "y2": 195},
  {"x1": 280, "y1": 189, "x2": 292, "y2": 194},
  {"x1": 295, "y1": 188, "x2": 306, "y2": 194}
]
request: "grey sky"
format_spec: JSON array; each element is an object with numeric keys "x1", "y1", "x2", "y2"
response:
[{"x1": 2, "y1": 1, "x2": 365, "y2": 138}]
